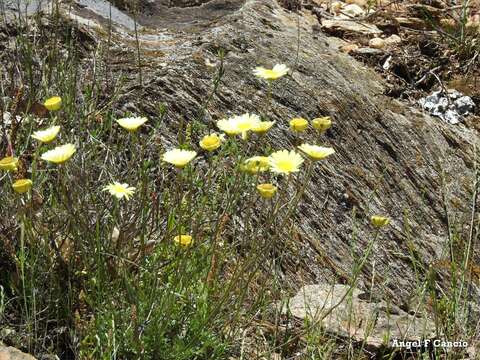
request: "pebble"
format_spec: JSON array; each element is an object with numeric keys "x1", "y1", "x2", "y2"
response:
[
  {"x1": 384, "y1": 34, "x2": 402, "y2": 46},
  {"x1": 345, "y1": 0, "x2": 368, "y2": 6},
  {"x1": 340, "y1": 43, "x2": 359, "y2": 53},
  {"x1": 368, "y1": 37, "x2": 385, "y2": 49},
  {"x1": 342, "y1": 4, "x2": 365, "y2": 17}
]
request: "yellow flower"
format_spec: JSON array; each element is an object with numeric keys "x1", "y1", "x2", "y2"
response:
[
  {"x1": 41, "y1": 144, "x2": 76, "y2": 164},
  {"x1": 216, "y1": 113, "x2": 261, "y2": 139},
  {"x1": 116, "y1": 117, "x2": 148, "y2": 132},
  {"x1": 0, "y1": 156, "x2": 19, "y2": 171},
  {"x1": 298, "y1": 144, "x2": 335, "y2": 161},
  {"x1": 32, "y1": 125, "x2": 60, "y2": 143},
  {"x1": 199, "y1": 133, "x2": 224, "y2": 152},
  {"x1": 253, "y1": 64, "x2": 289, "y2": 80},
  {"x1": 371, "y1": 215, "x2": 390, "y2": 228},
  {"x1": 216, "y1": 118, "x2": 242, "y2": 136},
  {"x1": 12, "y1": 179, "x2": 32, "y2": 194},
  {"x1": 103, "y1": 182, "x2": 136, "y2": 200},
  {"x1": 162, "y1": 149, "x2": 197, "y2": 168},
  {"x1": 252, "y1": 121, "x2": 275, "y2": 135},
  {"x1": 268, "y1": 150, "x2": 304, "y2": 175},
  {"x1": 289, "y1": 118, "x2": 309, "y2": 132},
  {"x1": 256, "y1": 183, "x2": 277, "y2": 199},
  {"x1": 241, "y1": 156, "x2": 270, "y2": 174},
  {"x1": 44, "y1": 96, "x2": 62, "y2": 111},
  {"x1": 311, "y1": 116, "x2": 332, "y2": 132},
  {"x1": 174, "y1": 234, "x2": 193, "y2": 247}
]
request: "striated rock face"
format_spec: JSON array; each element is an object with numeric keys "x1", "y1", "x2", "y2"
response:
[{"x1": 5, "y1": 0, "x2": 480, "y2": 305}]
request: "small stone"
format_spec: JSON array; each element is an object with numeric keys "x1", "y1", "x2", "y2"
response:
[
  {"x1": 454, "y1": 96, "x2": 475, "y2": 115},
  {"x1": 443, "y1": 109, "x2": 461, "y2": 124},
  {"x1": 322, "y1": 19, "x2": 382, "y2": 35},
  {"x1": 345, "y1": 0, "x2": 368, "y2": 6},
  {"x1": 384, "y1": 34, "x2": 401, "y2": 46},
  {"x1": 369, "y1": 37, "x2": 385, "y2": 49},
  {"x1": 353, "y1": 47, "x2": 384, "y2": 55},
  {"x1": 342, "y1": 4, "x2": 365, "y2": 17},
  {"x1": 340, "y1": 43, "x2": 359, "y2": 53}
]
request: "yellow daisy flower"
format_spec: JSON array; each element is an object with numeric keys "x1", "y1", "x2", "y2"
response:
[
  {"x1": 216, "y1": 118, "x2": 242, "y2": 136},
  {"x1": 32, "y1": 125, "x2": 61, "y2": 143},
  {"x1": 12, "y1": 179, "x2": 32, "y2": 194},
  {"x1": 289, "y1": 118, "x2": 309, "y2": 132},
  {"x1": 0, "y1": 156, "x2": 19, "y2": 171},
  {"x1": 268, "y1": 150, "x2": 304, "y2": 175},
  {"x1": 256, "y1": 183, "x2": 277, "y2": 199},
  {"x1": 253, "y1": 64, "x2": 289, "y2": 80},
  {"x1": 241, "y1": 156, "x2": 270, "y2": 174},
  {"x1": 216, "y1": 113, "x2": 261, "y2": 139},
  {"x1": 371, "y1": 215, "x2": 390, "y2": 228},
  {"x1": 311, "y1": 116, "x2": 332, "y2": 132},
  {"x1": 298, "y1": 144, "x2": 335, "y2": 161},
  {"x1": 41, "y1": 144, "x2": 76, "y2": 164},
  {"x1": 252, "y1": 121, "x2": 275, "y2": 135},
  {"x1": 103, "y1": 182, "x2": 136, "y2": 200},
  {"x1": 44, "y1": 96, "x2": 62, "y2": 111},
  {"x1": 116, "y1": 117, "x2": 148, "y2": 132},
  {"x1": 174, "y1": 234, "x2": 193, "y2": 247},
  {"x1": 199, "y1": 133, "x2": 224, "y2": 152},
  {"x1": 162, "y1": 149, "x2": 197, "y2": 168}
]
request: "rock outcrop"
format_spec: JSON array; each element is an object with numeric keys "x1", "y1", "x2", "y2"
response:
[{"x1": 4, "y1": 0, "x2": 480, "y2": 311}]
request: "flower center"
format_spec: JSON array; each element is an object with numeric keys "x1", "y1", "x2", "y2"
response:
[{"x1": 278, "y1": 160, "x2": 293, "y2": 171}]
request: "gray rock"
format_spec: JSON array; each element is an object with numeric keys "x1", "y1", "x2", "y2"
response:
[
  {"x1": 75, "y1": 0, "x2": 140, "y2": 31},
  {"x1": 286, "y1": 284, "x2": 436, "y2": 348},
  {"x1": 455, "y1": 96, "x2": 476, "y2": 115},
  {"x1": 341, "y1": 4, "x2": 365, "y2": 17},
  {"x1": 419, "y1": 89, "x2": 475, "y2": 124},
  {"x1": 353, "y1": 47, "x2": 384, "y2": 56},
  {"x1": 321, "y1": 19, "x2": 382, "y2": 35}
]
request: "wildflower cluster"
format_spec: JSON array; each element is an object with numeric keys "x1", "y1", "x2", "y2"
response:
[
  {"x1": 1, "y1": 98, "x2": 77, "y2": 194},
  {"x1": 1, "y1": 63, "x2": 387, "y2": 251}
]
